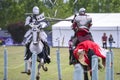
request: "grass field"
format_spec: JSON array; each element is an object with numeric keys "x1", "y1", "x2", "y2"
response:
[{"x1": 0, "y1": 46, "x2": 120, "y2": 80}]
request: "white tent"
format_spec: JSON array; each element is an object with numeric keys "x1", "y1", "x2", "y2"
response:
[{"x1": 52, "y1": 13, "x2": 120, "y2": 48}]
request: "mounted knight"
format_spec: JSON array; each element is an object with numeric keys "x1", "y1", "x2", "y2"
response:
[
  {"x1": 69, "y1": 8, "x2": 107, "y2": 80},
  {"x1": 69, "y1": 7, "x2": 93, "y2": 65},
  {"x1": 23, "y1": 6, "x2": 51, "y2": 64}
]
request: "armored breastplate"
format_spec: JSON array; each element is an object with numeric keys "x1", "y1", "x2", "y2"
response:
[{"x1": 75, "y1": 15, "x2": 91, "y2": 28}]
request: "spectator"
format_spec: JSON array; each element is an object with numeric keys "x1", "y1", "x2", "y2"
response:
[
  {"x1": 102, "y1": 33, "x2": 107, "y2": 49},
  {"x1": 108, "y1": 34, "x2": 115, "y2": 50}
]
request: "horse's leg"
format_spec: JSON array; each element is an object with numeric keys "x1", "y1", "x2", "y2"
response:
[
  {"x1": 102, "y1": 58, "x2": 106, "y2": 67},
  {"x1": 36, "y1": 62, "x2": 41, "y2": 80},
  {"x1": 40, "y1": 58, "x2": 48, "y2": 71},
  {"x1": 42, "y1": 64, "x2": 48, "y2": 71},
  {"x1": 83, "y1": 65, "x2": 89, "y2": 80},
  {"x1": 27, "y1": 58, "x2": 32, "y2": 75}
]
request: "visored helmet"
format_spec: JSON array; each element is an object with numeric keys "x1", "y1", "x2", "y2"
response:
[
  {"x1": 32, "y1": 6, "x2": 39, "y2": 15},
  {"x1": 79, "y1": 8, "x2": 86, "y2": 15}
]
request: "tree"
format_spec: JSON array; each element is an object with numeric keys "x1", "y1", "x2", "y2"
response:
[
  {"x1": 1, "y1": 0, "x2": 120, "y2": 30},
  {"x1": 7, "y1": 21, "x2": 26, "y2": 43}
]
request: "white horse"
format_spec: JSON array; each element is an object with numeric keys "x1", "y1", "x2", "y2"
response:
[{"x1": 27, "y1": 22, "x2": 48, "y2": 80}]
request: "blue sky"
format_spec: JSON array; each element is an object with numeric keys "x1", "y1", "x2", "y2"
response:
[{"x1": 63, "y1": 0, "x2": 69, "y2": 3}]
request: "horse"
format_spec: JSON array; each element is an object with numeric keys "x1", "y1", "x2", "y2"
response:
[
  {"x1": 73, "y1": 40, "x2": 107, "y2": 80},
  {"x1": 70, "y1": 49, "x2": 105, "y2": 80},
  {"x1": 26, "y1": 22, "x2": 48, "y2": 80},
  {"x1": 69, "y1": 50, "x2": 90, "y2": 80},
  {"x1": 69, "y1": 35, "x2": 106, "y2": 80}
]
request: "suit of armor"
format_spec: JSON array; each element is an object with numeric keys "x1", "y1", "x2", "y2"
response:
[
  {"x1": 71, "y1": 8, "x2": 93, "y2": 46},
  {"x1": 23, "y1": 6, "x2": 51, "y2": 63},
  {"x1": 24, "y1": 13, "x2": 48, "y2": 44},
  {"x1": 69, "y1": 8, "x2": 93, "y2": 65}
]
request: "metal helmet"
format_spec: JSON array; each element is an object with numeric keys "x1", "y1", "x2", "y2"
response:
[
  {"x1": 32, "y1": 6, "x2": 39, "y2": 15},
  {"x1": 79, "y1": 8, "x2": 86, "y2": 15}
]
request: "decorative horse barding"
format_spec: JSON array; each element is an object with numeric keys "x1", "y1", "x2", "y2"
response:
[
  {"x1": 73, "y1": 50, "x2": 114, "y2": 80},
  {"x1": 70, "y1": 39, "x2": 107, "y2": 80}
]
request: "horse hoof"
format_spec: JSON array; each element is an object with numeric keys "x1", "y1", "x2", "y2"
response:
[
  {"x1": 44, "y1": 67, "x2": 48, "y2": 71},
  {"x1": 36, "y1": 76, "x2": 40, "y2": 80},
  {"x1": 27, "y1": 70, "x2": 31, "y2": 75},
  {"x1": 21, "y1": 71, "x2": 28, "y2": 74}
]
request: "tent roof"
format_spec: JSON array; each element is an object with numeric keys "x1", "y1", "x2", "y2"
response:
[{"x1": 52, "y1": 13, "x2": 120, "y2": 29}]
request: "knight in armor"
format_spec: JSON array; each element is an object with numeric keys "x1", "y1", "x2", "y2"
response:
[
  {"x1": 71, "y1": 7, "x2": 93, "y2": 46},
  {"x1": 23, "y1": 6, "x2": 51, "y2": 63},
  {"x1": 69, "y1": 8, "x2": 94, "y2": 65}
]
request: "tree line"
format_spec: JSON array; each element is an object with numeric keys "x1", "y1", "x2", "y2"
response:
[{"x1": 0, "y1": 0, "x2": 120, "y2": 29}]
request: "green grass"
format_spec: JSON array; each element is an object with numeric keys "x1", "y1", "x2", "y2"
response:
[{"x1": 0, "y1": 46, "x2": 120, "y2": 80}]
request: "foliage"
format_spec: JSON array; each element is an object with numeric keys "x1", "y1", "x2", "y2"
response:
[
  {"x1": 7, "y1": 21, "x2": 26, "y2": 43},
  {"x1": 0, "y1": 0, "x2": 120, "y2": 29}
]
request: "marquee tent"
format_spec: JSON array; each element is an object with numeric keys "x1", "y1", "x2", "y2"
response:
[{"x1": 52, "y1": 13, "x2": 120, "y2": 48}]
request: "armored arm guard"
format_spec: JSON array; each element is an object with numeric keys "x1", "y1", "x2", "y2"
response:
[
  {"x1": 25, "y1": 16, "x2": 31, "y2": 26},
  {"x1": 36, "y1": 13, "x2": 50, "y2": 28}
]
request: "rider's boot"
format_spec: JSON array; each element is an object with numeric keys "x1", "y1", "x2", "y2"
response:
[
  {"x1": 24, "y1": 42, "x2": 32, "y2": 60},
  {"x1": 69, "y1": 49, "x2": 76, "y2": 65},
  {"x1": 69, "y1": 50, "x2": 73, "y2": 65},
  {"x1": 43, "y1": 41, "x2": 51, "y2": 63},
  {"x1": 46, "y1": 45, "x2": 51, "y2": 63}
]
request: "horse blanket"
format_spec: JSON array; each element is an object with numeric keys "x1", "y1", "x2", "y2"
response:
[{"x1": 73, "y1": 40, "x2": 108, "y2": 66}]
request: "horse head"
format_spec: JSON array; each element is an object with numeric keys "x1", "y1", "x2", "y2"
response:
[
  {"x1": 29, "y1": 22, "x2": 44, "y2": 54},
  {"x1": 32, "y1": 25, "x2": 40, "y2": 45}
]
